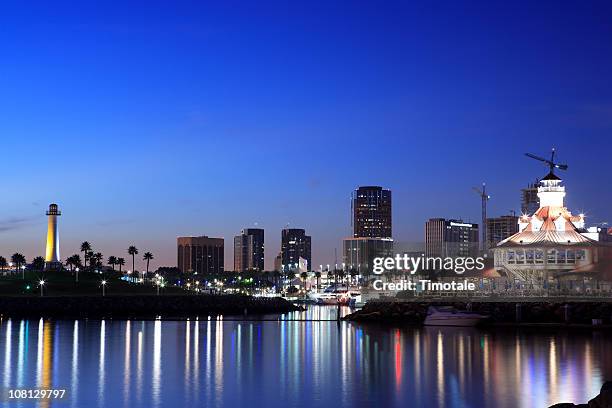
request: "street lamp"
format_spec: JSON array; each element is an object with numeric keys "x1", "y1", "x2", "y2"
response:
[
  {"x1": 75, "y1": 267, "x2": 80, "y2": 283},
  {"x1": 156, "y1": 277, "x2": 164, "y2": 296},
  {"x1": 39, "y1": 280, "x2": 45, "y2": 297},
  {"x1": 21, "y1": 265, "x2": 26, "y2": 280},
  {"x1": 101, "y1": 280, "x2": 107, "y2": 296}
]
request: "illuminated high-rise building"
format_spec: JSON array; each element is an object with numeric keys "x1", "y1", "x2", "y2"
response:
[
  {"x1": 425, "y1": 218, "x2": 479, "y2": 258},
  {"x1": 280, "y1": 228, "x2": 311, "y2": 272},
  {"x1": 343, "y1": 237, "x2": 394, "y2": 277},
  {"x1": 352, "y1": 186, "x2": 392, "y2": 238},
  {"x1": 234, "y1": 228, "x2": 265, "y2": 272}
]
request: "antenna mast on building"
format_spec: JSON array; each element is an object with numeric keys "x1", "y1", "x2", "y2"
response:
[{"x1": 472, "y1": 183, "x2": 490, "y2": 252}]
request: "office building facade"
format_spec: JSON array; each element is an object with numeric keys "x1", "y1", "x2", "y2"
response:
[
  {"x1": 280, "y1": 228, "x2": 311, "y2": 272},
  {"x1": 343, "y1": 237, "x2": 394, "y2": 277},
  {"x1": 425, "y1": 218, "x2": 479, "y2": 258},
  {"x1": 274, "y1": 252, "x2": 282, "y2": 272},
  {"x1": 234, "y1": 228, "x2": 265, "y2": 272},
  {"x1": 353, "y1": 186, "x2": 392, "y2": 238},
  {"x1": 177, "y1": 236, "x2": 224, "y2": 274}
]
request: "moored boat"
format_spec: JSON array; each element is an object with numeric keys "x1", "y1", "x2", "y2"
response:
[{"x1": 307, "y1": 292, "x2": 339, "y2": 305}]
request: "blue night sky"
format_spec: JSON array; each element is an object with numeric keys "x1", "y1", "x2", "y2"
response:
[{"x1": 1, "y1": 1, "x2": 611, "y2": 270}]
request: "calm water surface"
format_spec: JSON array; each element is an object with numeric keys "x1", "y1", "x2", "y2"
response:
[{"x1": 0, "y1": 306, "x2": 609, "y2": 408}]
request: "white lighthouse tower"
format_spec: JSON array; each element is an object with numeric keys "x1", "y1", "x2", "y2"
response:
[
  {"x1": 45, "y1": 203, "x2": 62, "y2": 270},
  {"x1": 537, "y1": 172, "x2": 566, "y2": 208}
]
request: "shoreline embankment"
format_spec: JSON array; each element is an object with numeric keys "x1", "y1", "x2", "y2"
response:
[
  {"x1": 0, "y1": 294, "x2": 299, "y2": 319},
  {"x1": 344, "y1": 300, "x2": 612, "y2": 328}
]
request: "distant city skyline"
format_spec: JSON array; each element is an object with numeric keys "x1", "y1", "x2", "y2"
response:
[
  {"x1": 0, "y1": 165, "x2": 606, "y2": 272},
  {"x1": 2, "y1": 2, "x2": 612, "y2": 270}
]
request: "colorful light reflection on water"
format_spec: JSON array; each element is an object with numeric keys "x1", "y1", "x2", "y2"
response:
[{"x1": 0, "y1": 306, "x2": 609, "y2": 408}]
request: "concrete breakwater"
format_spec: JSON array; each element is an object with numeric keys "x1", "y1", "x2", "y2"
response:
[
  {"x1": 0, "y1": 295, "x2": 299, "y2": 318},
  {"x1": 344, "y1": 300, "x2": 612, "y2": 327}
]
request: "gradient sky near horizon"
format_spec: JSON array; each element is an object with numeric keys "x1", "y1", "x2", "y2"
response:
[{"x1": 1, "y1": 1, "x2": 612, "y2": 271}]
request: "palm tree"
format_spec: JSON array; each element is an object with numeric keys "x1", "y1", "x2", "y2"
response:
[
  {"x1": 314, "y1": 271, "x2": 321, "y2": 292},
  {"x1": 350, "y1": 268, "x2": 359, "y2": 286},
  {"x1": 11, "y1": 253, "x2": 26, "y2": 278},
  {"x1": 95, "y1": 252, "x2": 103, "y2": 267},
  {"x1": 127, "y1": 246, "x2": 138, "y2": 276},
  {"x1": 89, "y1": 253, "x2": 95, "y2": 267},
  {"x1": 86, "y1": 251, "x2": 95, "y2": 268},
  {"x1": 327, "y1": 268, "x2": 334, "y2": 286},
  {"x1": 284, "y1": 269, "x2": 293, "y2": 287},
  {"x1": 80, "y1": 242, "x2": 91, "y2": 267},
  {"x1": 31, "y1": 256, "x2": 45, "y2": 272},
  {"x1": 0, "y1": 256, "x2": 7, "y2": 272},
  {"x1": 65, "y1": 254, "x2": 81, "y2": 272},
  {"x1": 107, "y1": 256, "x2": 117, "y2": 270},
  {"x1": 143, "y1": 252, "x2": 153, "y2": 277},
  {"x1": 337, "y1": 269, "x2": 345, "y2": 286},
  {"x1": 117, "y1": 257, "x2": 125, "y2": 273},
  {"x1": 65, "y1": 257, "x2": 73, "y2": 271},
  {"x1": 11, "y1": 253, "x2": 26, "y2": 268},
  {"x1": 300, "y1": 271, "x2": 308, "y2": 291},
  {"x1": 88, "y1": 252, "x2": 102, "y2": 268}
]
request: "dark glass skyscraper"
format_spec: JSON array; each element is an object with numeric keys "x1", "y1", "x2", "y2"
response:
[
  {"x1": 234, "y1": 228, "x2": 265, "y2": 272},
  {"x1": 280, "y1": 228, "x2": 311, "y2": 272},
  {"x1": 352, "y1": 186, "x2": 392, "y2": 238}
]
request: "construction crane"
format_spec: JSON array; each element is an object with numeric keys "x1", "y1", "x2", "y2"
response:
[
  {"x1": 473, "y1": 183, "x2": 490, "y2": 252},
  {"x1": 525, "y1": 148, "x2": 568, "y2": 175}
]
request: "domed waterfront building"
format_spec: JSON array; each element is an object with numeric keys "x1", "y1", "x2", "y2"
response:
[{"x1": 494, "y1": 172, "x2": 612, "y2": 284}]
